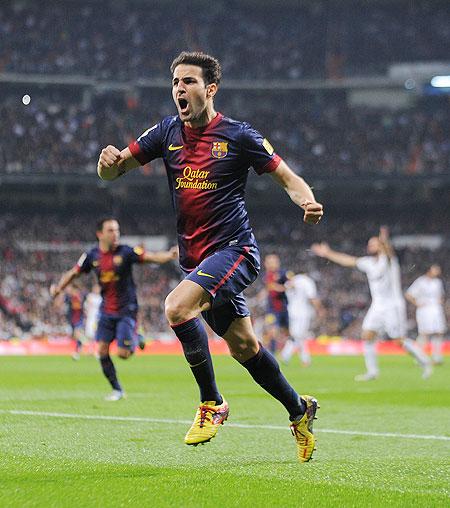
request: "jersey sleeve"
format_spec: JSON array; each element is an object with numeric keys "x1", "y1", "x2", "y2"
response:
[
  {"x1": 355, "y1": 256, "x2": 371, "y2": 273},
  {"x1": 128, "y1": 122, "x2": 164, "y2": 165},
  {"x1": 74, "y1": 252, "x2": 91, "y2": 274},
  {"x1": 128, "y1": 245, "x2": 146, "y2": 264},
  {"x1": 240, "y1": 123, "x2": 281, "y2": 175}
]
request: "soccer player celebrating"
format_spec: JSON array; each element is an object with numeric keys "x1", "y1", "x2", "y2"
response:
[
  {"x1": 406, "y1": 265, "x2": 447, "y2": 365},
  {"x1": 312, "y1": 227, "x2": 433, "y2": 380},
  {"x1": 51, "y1": 218, "x2": 178, "y2": 400},
  {"x1": 281, "y1": 270, "x2": 324, "y2": 367},
  {"x1": 97, "y1": 52, "x2": 323, "y2": 462},
  {"x1": 264, "y1": 254, "x2": 291, "y2": 354}
]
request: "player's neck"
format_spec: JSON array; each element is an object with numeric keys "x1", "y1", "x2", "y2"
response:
[
  {"x1": 99, "y1": 241, "x2": 116, "y2": 253},
  {"x1": 185, "y1": 105, "x2": 217, "y2": 129}
]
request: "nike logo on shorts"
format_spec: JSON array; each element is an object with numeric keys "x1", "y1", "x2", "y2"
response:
[
  {"x1": 197, "y1": 270, "x2": 215, "y2": 279},
  {"x1": 168, "y1": 144, "x2": 184, "y2": 151}
]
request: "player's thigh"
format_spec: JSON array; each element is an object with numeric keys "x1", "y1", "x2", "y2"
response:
[
  {"x1": 185, "y1": 245, "x2": 259, "y2": 309},
  {"x1": 165, "y1": 279, "x2": 212, "y2": 324},
  {"x1": 384, "y1": 306, "x2": 406, "y2": 340},
  {"x1": 96, "y1": 314, "x2": 116, "y2": 345},
  {"x1": 222, "y1": 316, "x2": 259, "y2": 362},
  {"x1": 116, "y1": 317, "x2": 136, "y2": 358},
  {"x1": 361, "y1": 306, "x2": 383, "y2": 340}
]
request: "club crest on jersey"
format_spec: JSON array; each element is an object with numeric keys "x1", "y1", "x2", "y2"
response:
[
  {"x1": 211, "y1": 142, "x2": 228, "y2": 159},
  {"x1": 113, "y1": 255, "x2": 123, "y2": 266}
]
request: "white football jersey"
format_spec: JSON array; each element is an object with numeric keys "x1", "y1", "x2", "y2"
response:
[
  {"x1": 287, "y1": 274, "x2": 317, "y2": 317},
  {"x1": 406, "y1": 276, "x2": 444, "y2": 308},
  {"x1": 356, "y1": 254, "x2": 404, "y2": 305}
]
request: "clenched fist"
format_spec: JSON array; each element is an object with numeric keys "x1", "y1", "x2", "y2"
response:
[
  {"x1": 301, "y1": 200, "x2": 324, "y2": 225},
  {"x1": 97, "y1": 145, "x2": 124, "y2": 181}
]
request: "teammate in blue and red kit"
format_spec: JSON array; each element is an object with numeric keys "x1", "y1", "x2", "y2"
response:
[
  {"x1": 64, "y1": 284, "x2": 86, "y2": 361},
  {"x1": 51, "y1": 218, "x2": 178, "y2": 401},
  {"x1": 264, "y1": 254, "x2": 291, "y2": 354},
  {"x1": 97, "y1": 52, "x2": 323, "y2": 461}
]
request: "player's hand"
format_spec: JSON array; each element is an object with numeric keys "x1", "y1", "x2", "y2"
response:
[
  {"x1": 169, "y1": 246, "x2": 179, "y2": 259},
  {"x1": 311, "y1": 242, "x2": 331, "y2": 258},
  {"x1": 97, "y1": 145, "x2": 122, "y2": 180},
  {"x1": 379, "y1": 225, "x2": 390, "y2": 241},
  {"x1": 49, "y1": 284, "x2": 60, "y2": 299},
  {"x1": 301, "y1": 201, "x2": 323, "y2": 224}
]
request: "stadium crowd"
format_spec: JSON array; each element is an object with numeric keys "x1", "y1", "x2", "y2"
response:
[
  {"x1": 0, "y1": 212, "x2": 448, "y2": 341},
  {"x1": 2, "y1": 89, "x2": 449, "y2": 178},
  {"x1": 1, "y1": 0, "x2": 449, "y2": 80}
]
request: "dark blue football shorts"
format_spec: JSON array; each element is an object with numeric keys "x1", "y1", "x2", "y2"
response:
[
  {"x1": 96, "y1": 314, "x2": 137, "y2": 350},
  {"x1": 184, "y1": 244, "x2": 260, "y2": 336}
]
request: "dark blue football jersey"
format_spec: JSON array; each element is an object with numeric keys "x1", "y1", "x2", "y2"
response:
[{"x1": 129, "y1": 113, "x2": 281, "y2": 271}]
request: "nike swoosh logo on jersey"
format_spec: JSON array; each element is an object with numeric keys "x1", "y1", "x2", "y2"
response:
[
  {"x1": 197, "y1": 270, "x2": 215, "y2": 279},
  {"x1": 168, "y1": 144, "x2": 184, "y2": 151}
]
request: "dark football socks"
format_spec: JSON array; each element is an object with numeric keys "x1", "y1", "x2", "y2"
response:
[
  {"x1": 241, "y1": 345, "x2": 305, "y2": 420},
  {"x1": 99, "y1": 355, "x2": 122, "y2": 391},
  {"x1": 171, "y1": 317, "x2": 222, "y2": 405}
]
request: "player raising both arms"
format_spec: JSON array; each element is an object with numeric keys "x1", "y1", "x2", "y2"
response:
[
  {"x1": 312, "y1": 227, "x2": 432, "y2": 380},
  {"x1": 51, "y1": 218, "x2": 178, "y2": 400},
  {"x1": 97, "y1": 52, "x2": 323, "y2": 462}
]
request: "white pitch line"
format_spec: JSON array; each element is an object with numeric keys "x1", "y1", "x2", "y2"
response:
[{"x1": 1, "y1": 409, "x2": 449, "y2": 442}]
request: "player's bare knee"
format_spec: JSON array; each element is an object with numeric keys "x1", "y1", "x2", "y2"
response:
[
  {"x1": 118, "y1": 349, "x2": 131, "y2": 359},
  {"x1": 165, "y1": 292, "x2": 190, "y2": 324}
]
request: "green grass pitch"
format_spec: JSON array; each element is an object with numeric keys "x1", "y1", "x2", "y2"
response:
[{"x1": 0, "y1": 354, "x2": 448, "y2": 507}]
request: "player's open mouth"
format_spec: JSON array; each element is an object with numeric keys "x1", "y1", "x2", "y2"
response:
[{"x1": 178, "y1": 98, "x2": 189, "y2": 114}]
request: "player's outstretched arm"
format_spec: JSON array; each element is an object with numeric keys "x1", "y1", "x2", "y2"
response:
[
  {"x1": 270, "y1": 160, "x2": 323, "y2": 224},
  {"x1": 142, "y1": 246, "x2": 179, "y2": 264},
  {"x1": 50, "y1": 267, "x2": 80, "y2": 299},
  {"x1": 97, "y1": 146, "x2": 141, "y2": 181},
  {"x1": 311, "y1": 242, "x2": 358, "y2": 268}
]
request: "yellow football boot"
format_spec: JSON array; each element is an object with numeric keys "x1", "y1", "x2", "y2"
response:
[
  {"x1": 290, "y1": 395, "x2": 319, "y2": 462},
  {"x1": 184, "y1": 399, "x2": 229, "y2": 446}
]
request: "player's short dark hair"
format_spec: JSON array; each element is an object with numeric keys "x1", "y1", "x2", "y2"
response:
[
  {"x1": 96, "y1": 217, "x2": 118, "y2": 233},
  {"x1": 170, "y1": 51, "x2": 222, "y2": 85}
]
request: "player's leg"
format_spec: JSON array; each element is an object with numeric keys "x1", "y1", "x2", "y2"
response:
[
  {"x1": 280, "y1": 317, "x2": 300, "y2": 364},
  {"x1": 116, "y1": 316, "x2": 137, "y2": 360},
  {"x1": 401, "y1": 335, "x2": 433, "y2": 378},
  {"x1": 390, "y1": 304, "x2": 432, "y2": 378},
  {"x1": 165, "y1": 279, "x2": 222, "y2": 404},
  {"x1": 430, "y1": 334, "x2": 444, "y2": 365},
  {"x1": 96, "y1": 315, "x2": 124, "y2": 400},
  {"x1": 355, "y1": 304, "x2": 382, "y2": 381},
  {"x1": 165, "y1": 279, "x2": 228, "y2": 445},
  {"x1": 355, "y1": 329, "x2": 379, "y2": 381},
  {"x1": 72, "y1": 324, "x2": 83, "y2": 360},
  {"x1": 222, "y1": 316, "x2": 318, "y2": 462}
]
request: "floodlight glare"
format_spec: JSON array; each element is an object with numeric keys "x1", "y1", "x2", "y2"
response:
[{"x1": 430, "y1": 76, "x2": 450, "y2": 88}]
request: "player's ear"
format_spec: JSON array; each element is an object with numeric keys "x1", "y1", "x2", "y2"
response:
[{"x1": 206, "y1": 83, "x2": 218, "y2": 99}]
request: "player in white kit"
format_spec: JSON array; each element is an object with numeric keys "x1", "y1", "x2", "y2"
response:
[
  {"x1": 312, "y1": 227, "x2": 432, "y2": 380},
  {"x1": 406, "y1": 265, "x2": 446, "y2": 365},
  {"x1": 84, "y1": 284, "x2": 102, "y2": 342},
  {"x1": 281, "y1": 272, "x2": 323, "y2": 366}
]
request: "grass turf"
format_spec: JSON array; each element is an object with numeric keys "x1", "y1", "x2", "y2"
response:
[{"x1": 0, "y1": 354, "x2": 448, "y2": 507}]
